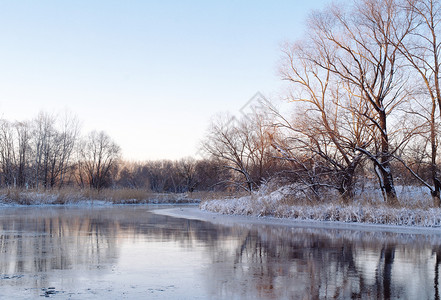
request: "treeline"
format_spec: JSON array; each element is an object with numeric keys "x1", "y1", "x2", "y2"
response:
[
  {"x1": 116, "y1": 159, "x2": 227, "y2": 193},
  {"x1": 116, "y1": 156, "x2": 294, "y2": 194},
  {"x1": 0, "y1": 112, "x2": 120, "y2": 191},
  {"x1": 0, "y1": 111, "x2": 293, "y2": 194},
  {"x1": 202, "y1": 0, "x2": 441, "y2": 205},
  {"x1": 0, "y1": 111, "x2": 276, "y2": 193}
]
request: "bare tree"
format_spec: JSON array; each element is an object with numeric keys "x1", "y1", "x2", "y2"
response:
[
  {"x1": 202, "y1": 114, "x2": 255, "y2": 192},
  {"x1": 194, "y1": 158, "x2": 229, "y2": 191},
  {"x1": 202, "y1": 112, "x2": 275, "y2": 192},
  {"x1": 277, "y1": 39, "x2": 371, "y2": 202},
  {"x1": 246, "y1": 110, "x2": 279, "y2": 186},
  {"x1": 175, "y1": 157, "x2": 199, "y2": 193},
  {"x1": 77, "y1": 131, "x2": 121, "y2": 191},
  {"x1": 391, "y1": 0, "x2": 441, "y2": 203},
  {"x1": 15, "y1": 121, "x2": 31, "y2": 188},
  {"x1": 50, "y1": 113, "x2": 79, "y2": 189},
  {"x1": 116, "y1": 161, "x2": 150, "y2": 189},
  {"x1": 31, "y1": 112, "x2": 56, "y2": 190},
  {"x1": 141, "y1": 160, "x2": 177, "y2": 192},
  {"x1": 299, "y1": 0, "x2": 414, "y2": 204},
  {"x1": 0, "y1": 120, "x2": 16, "y2": 187}
]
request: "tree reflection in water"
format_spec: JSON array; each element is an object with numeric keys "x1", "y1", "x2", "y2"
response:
[
  {"x1": 203, "y1": 222, "x2": 441, "y2": 299},
  {"x1": 0, "y1": 206, "x2": 440, "y2": 299}
]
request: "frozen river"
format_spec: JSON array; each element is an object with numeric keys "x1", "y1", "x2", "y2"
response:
[{"x1": 0, "y1": 205, "x2": 441, "y2": 299}]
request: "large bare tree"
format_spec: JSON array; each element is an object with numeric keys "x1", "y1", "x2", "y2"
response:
[
  {"x1": 391, "y1": 0, "x2": 441, "y2": 204},
  {"x1": 297, "y1": 0, "x2": 414, "y2": 204},
  {"x1": 276, "y1": 39, "x2": 371, "y2": 202}
]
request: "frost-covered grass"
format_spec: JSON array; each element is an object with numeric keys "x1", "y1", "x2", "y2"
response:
[
  {"x1": 0, "y1": 188, "x2": 201, "y2": 206},
  {"x1": 200, "y1": 185, "x2": 441, "y2": 227}
]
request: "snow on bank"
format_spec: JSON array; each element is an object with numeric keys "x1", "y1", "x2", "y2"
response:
[
  {"x1": 200, "y1": 187, "x2": 441, "y2": 227},
  {"x1": 0, "y1": 190, "x2": 199, "y2": 207}
]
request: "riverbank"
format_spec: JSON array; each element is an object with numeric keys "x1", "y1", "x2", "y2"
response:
[
  {"x1": 2, "y1": 186, "x2": 441, "y2": 233},
  {"x1": 195, "y1": 185, "x2": 441, "y2": 228},
  {"x1": 0, "y1": 188, "x2": 205, "y2": 206},
  {"x1": 154, "y1": 206, "x2": 441, "y2": 235}
]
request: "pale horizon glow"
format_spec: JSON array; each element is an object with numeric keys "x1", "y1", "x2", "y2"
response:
[{"x1": 0, "y1": 0, "x2": 329, "y2": 160}]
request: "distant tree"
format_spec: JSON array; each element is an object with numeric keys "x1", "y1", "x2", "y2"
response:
[
  {"x1": 15, "y1": 121, "x2": 31, "y2": 188},
  {"x1": 27, "y1": 112, "x2": 80, "y2": 190},
  {"x1": 31, "y1": 112, "x2": 56, "y2": 190},
  {"x1": 54, "y1": 113, "x2": 79, "y2": 188},
  {"x1": 202, "y1": 111, "x2": 275, "y2": 192},
  {"x1": 0, "y1": 120, "x2": 16, "y2": 187},
  {"x1": 142, "y1": 160, "x2": 172, "y2": 192},
  {"x1": 77, "y1": 131, "x2": 121, "y2": 191},
  {"x1": 116, "y1": 162, "x2": 150, "y2": 189},
  {"x1": 194, "y1": 158, "x2": 228, "y2": 191},
  {"x1": 175, "y1": 157, "x2": 199, "y2": 193}
]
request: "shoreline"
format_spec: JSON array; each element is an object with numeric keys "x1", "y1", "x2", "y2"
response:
[
  {"x1": 1, "y1": 201, "x2": 440, "y2": 236},
  {"x1": 153, "y1": 206, "x2": 441, "y2": 236}
]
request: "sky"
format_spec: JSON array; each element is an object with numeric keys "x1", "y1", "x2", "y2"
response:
[{"x1": 0, "y1": 0, "x2": 330, "y2": 161}]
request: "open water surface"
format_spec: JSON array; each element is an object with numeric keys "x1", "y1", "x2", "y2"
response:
[{"x1": 0, "y1": 205, "x2": 440, "y2": 299}]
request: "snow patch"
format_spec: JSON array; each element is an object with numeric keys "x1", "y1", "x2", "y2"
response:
[{"x1": 200, "y1": 185, "x2": 441, "y2": 227}]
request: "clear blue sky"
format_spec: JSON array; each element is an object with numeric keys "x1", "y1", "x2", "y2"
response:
[{"x1": 0, "y1": 0, "x2": 329, "y2": 160}]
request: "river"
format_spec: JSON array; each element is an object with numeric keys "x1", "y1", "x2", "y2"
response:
[{"x1": 0, "y1": 205, "x2": 440, "y2": 299}]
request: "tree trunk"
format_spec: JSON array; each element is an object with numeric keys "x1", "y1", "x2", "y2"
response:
[
  {"x1": 379, "y1": 111, "x2": 398, "y2": 205},
  {"x1": 431, "y1": 108, "x2": 441, "y2": 206},
  {"x1": 382, "y1": 165, "x2": 398, "y2": 205}
]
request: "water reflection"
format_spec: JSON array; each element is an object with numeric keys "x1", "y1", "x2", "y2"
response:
[
  {"x1": 0, "y1": 206, "x2": 440, "y2": 299},
  {"x1": 211, "y1": 225, "x2": 441, "y2": 299}
]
